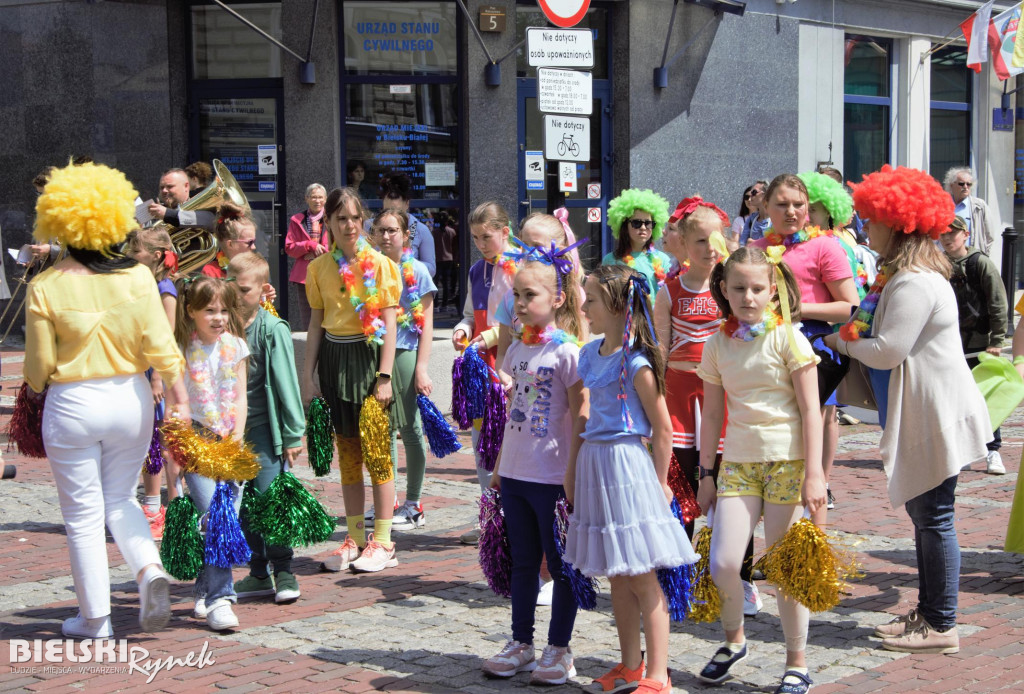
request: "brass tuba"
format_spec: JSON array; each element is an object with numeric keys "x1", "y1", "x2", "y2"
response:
[{"x1": 160, "y1": 159, "x2": 249, "y2": 276}]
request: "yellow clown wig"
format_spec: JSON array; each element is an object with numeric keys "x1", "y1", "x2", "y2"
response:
[{"x1": 34, "y1": 162, "x2": 139, "y2": 251}]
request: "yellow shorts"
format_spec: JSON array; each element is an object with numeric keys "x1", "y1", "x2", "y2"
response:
[{"x1": 717, "y1": 460, "x2": 804, "y2": 505}]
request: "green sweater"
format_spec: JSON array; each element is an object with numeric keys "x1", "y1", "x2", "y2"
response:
[
  {"x1": 245, "y1": 309, "x2": 306, "y2": 454},
  {"x1": 949, "y1": 248, "x2": 1007, "y2": 352}
]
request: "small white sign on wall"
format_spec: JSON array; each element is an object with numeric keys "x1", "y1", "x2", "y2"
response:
[
  {"x1": 558, "y1": 162, "x2": 577, "y2": 192},
  {"x1": 424, "y1": 162, "x2": 456, "y2": 187},
  {"x1": 257, "y1": 145, "x2": 277, "y2": 175}
]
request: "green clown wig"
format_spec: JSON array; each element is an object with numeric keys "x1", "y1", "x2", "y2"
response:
[
  {"x1": 607, "y1": 188, "x2": 670, "y2": 240},
  {"x1": 798, "y1": 171, "x2": 853, "y2": 228}
]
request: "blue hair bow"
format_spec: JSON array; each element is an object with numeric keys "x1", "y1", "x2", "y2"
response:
[{"x1": 511, "y1": 238, "x2": 588, "y2": 293}]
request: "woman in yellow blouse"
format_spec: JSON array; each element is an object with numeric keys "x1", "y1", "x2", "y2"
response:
[{"x1": 25, "y1": 162, "x2": 189, "y2": 639}]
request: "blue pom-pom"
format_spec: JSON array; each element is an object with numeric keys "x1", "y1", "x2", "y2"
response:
[
  {"x1": 462, "y1": 346, "x2": 490, "y2": 420},
  {"x1": 552, "y1": 499, "x2": 598, "y2": 610},
  {"x1": 417, "y1": 395, "x2": 462, "y2": 458},
  {"x1": 204, "y1": 481, "x2": 252, "y2": 569},
  {"x1": 657, "y1": 498, "x2": 696, "y2": 622}
]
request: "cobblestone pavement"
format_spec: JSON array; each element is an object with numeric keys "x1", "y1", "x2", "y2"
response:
[{"x1": 1, "y1": 348, "x2": 1023, "y2": 693}]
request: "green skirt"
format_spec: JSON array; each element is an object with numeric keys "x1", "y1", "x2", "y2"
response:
[{"x1": 318, "y1": 333, "x2": 401, "y2": 438}]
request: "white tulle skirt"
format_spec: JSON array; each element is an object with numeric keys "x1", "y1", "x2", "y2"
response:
[{"x1": 563, "y1": 437, "x2": 700, "y2": 578}]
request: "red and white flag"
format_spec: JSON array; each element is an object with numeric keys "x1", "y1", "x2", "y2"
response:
[{"x1": 960, "y1": 0, "x2": 995, "y2": 72}]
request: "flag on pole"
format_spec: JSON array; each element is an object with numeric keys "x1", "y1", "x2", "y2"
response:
[
  {"x1": 1014, "y1": 3, "x2": 1024, "y2": 68},
  {"x1": 990, "y1": 3, "x2": 1024, "y2": 80},
  {"x1": 960, "y1": 0, "x2": 996, "y2": 72}
]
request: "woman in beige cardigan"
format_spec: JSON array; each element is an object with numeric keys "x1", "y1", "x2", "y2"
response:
[{"x1": 825, "y1": 165, "x2": 990, "y2": 656}]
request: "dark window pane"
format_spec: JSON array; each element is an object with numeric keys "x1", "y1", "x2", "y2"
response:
[
  {"x1": 844, "y1": 35, "x2": 891, "y2": 97},
  {"x1": 844, "y1": 103, "x2": 889, "y2": 184},
  {"x1": 345, "y1": 83, "x2": 459, "y2": 200},
  {"x1": 930, "y1": 110, "x2": 970, "y2": 181},
  {"x1": 931, "y1": 46, "x2": 971, "y2": 103},
  {"x1": 191, "y1": 4, "x2": 283, "y2": 79},
  {"x1": 342, "y1": 1, "x2": 458, "y2": 76},
  {"x1": 515, "y1": 8, "x2": 608, "y2": 79}
]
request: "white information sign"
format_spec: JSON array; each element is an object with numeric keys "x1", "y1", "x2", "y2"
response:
[
  {"x1": 527, "y1": 27, "x2": 594, "y2": 68},
  {"x1": 538, "y1": 68, "x2": 592, "y2": 115},
  {"x1": 525, "y1": 150, "x2": 545, "y2": 190},
  {"x1": 544, "y1": 115, "x2": 590, "y2": 162},
  {"x1": 424, "y1": 162, "x2": 456, "y2": 187},
  {"x1": 559, "y1": 162, "x2": 578, "y2": 192},
  {"x1": 257, "y1": 144, "x2": 277, "y2": 175}
]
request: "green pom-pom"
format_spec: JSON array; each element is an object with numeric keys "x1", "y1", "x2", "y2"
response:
[
  {"x1": 239, "y1": 479, "x2": 263, "y2": 534},
  {"x1": 306, "y1": 397, "x2": 334, "y2": 477},
  {"x1": 247, "y1": 472, "x2": 336, "y2": 547},
  {"x1": 159, "y1": 496, "x2": 205, "y2": 580}
]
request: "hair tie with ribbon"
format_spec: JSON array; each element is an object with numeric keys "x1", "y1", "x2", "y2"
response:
[
  {"x1": 617, "y1": 272, "x2": 658, "y2": 432},
  {"x1": 163, "y1": 249, "x2": 179, "y2": 274},
  {"x1": 765, "y1": 245, "x2": 810, "y2": 361},
  {"x1": 506, "y1": 237, "x2": 588, "y2": 294},
  {"x1": 553, "y1": 207, "x2": 583, "y2": 273},
  {"x1": 503, "y1": 236, "x2": 538, "y2": 264},
  {"x1": 669, "y1": 196, "x2": 730, "y2": 227}
]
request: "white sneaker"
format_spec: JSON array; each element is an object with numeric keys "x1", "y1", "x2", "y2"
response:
[
  {"x1": 536, "y1": 579, "x2": 554, "y2": 607},
  {"x1": 138, "y1": 565, "x2": 171, "y2": 632},
  {"x1": 350, "y1": 540, "x2": 398, "y2": 573},
  {"x1": 987, "y1": 450, "x2": 1006, "y2": 475},
  {"x1": 742, "y1": 581, "x2": 762, "y2": 617},
  {"x1": 62, "y1": 613, "x2": 113, "y2": 639},
  {"x1": 193, "y1": 598, "x2": 208, "y2": 619},
  {"x1": 391, "y1": 501, "x2": 425, "y2": 530},
  {"x1": 206, "y1": 598, "x2": 239, "y2": 631},
  {"x1": 482, "y1": 640, "x2": 536, "y2": 678},
  {"x1": 530, "y1": 644, "x2": 576, "y2": 685}
]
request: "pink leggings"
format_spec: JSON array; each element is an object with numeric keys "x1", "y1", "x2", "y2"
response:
[{"x1": 710, "y1": 496, "x2": 809, "y2": 652}]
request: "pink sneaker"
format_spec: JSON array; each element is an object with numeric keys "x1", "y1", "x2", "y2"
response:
[
  {"x1": 530, "y1": 644, "x2": 575, "y2": 685},
  {"x1": 144, "y1": 506, "x2": 165, "y2": 540},
  {"x1": 350, "y1": 540, "x2": 398, "y2": 573},
  {"x1": 482, "y1": 640, "x2": 536, "y2": 678},
  {"x1": 319, "y1": 536, "x2": 361, "y2": 572}
]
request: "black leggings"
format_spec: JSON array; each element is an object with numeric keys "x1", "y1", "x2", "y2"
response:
[{"x1": 674, "y1": 447, "x2": 754, "y2": 583}]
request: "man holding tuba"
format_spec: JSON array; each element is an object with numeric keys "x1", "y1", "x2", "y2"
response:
[{"x1": 148, "y1": 168, "x2": 216, "y2": 230}]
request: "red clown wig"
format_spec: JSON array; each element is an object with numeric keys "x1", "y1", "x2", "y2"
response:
[{"x1": 850, "y1": 165, "x2": 954, "y2": 240}]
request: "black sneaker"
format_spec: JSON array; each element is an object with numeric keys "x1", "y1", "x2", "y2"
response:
[
  {"x1": 826, "y1": 488, "x2": 835, "y2": 510},
  {"x1": 774, "y1": 670, "x2": 813, "y2": 694},
  {"x1": 697, "y1": 644, "x2": 748, "y2": 684}
]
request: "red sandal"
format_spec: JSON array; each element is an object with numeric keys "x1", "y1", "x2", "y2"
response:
[{"x1": 592, "y1": 657, "x2": 644, "y2": 693}]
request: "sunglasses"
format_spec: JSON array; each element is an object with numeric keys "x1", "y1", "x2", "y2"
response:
[
  {"x1": 956, "y1": 181, "x2": 972, "y2": 188},
  {"x1": 745, "y1": 189, "x2": 763, "y2": 199},
  {"x1": 628, "y1": 219, "x2": 654, "y2": 230}
]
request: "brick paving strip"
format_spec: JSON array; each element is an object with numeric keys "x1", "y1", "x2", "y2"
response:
[{"x1": 1, "y1": 348, "x2": 1023, "y2": 692}]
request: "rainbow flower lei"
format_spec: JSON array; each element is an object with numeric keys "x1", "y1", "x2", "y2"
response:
[
  {"x1": 336, "y1": 238, "x2": 386, "y2": 345},
  {"x1": 839, "y1": 267, "x2": 889, "y2": 341},
  {"x1": 397, "y1": 249, "x2": 425, "y2": 335},
  {"x1": 186, "y1": 333, "x2": 240, "y2": 438},
  {"x1": 623, "y1": 249, "x2": 667, "y2": 286},
  {"x1": 764, "y1": 225, "x2": 832, "y2": 248},
  {"x1": 497, "y1": 256, "x2": 518, "y2": 278},
  {"x1": 721, "y1": 306, "x2": 782, "y2": 341},
  {"x1": 520, "y1": 324, "x2": 582, "y2": 346}
]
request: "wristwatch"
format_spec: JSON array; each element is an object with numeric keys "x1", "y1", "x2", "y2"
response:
[
  {"x1": 375, "y1": 371, "x2": 391, "y2": 380},
  {"x1": 698, "y1": 467, "x2": 715, "y2": 481}
]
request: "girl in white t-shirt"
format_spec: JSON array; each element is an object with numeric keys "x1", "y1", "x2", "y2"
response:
[
  {"x1": 695, "y1": 247, "x2": 826, "y2": 694},
  {"x1": 480, "y1": 250, "x2": 588, "y2": 686}
]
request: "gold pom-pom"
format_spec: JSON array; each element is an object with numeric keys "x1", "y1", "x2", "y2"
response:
[
  {"x1": 753, "y1": 517, "x2": 861, "y2": 613},
  {"x1": 261, "y1": 299, "x2": 279, "y2": 317},
  {"x1": 161, "y1": 419, "x2": 260, "y2": 481},
  {"x1": 686, "y1": 526, "x2": 721, "y2": 623},
  {"x1": 35, "y1": 162, "x2": 138, "y2": 250},
  {"x1": 358, "y1": 397, "x2": 392, "y2": 483}
]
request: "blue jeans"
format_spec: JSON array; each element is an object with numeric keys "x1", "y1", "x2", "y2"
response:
[
  {"x1": 904, "y1": 475, "x2": 960, "y2": 631},
  {"x1": 244, "y1": 426, "x2": 294, "y2": 577},
  {"x1": 186, "y1": 473, "x2": 243, "y2": 604},
  {"x1": 500, "y1": 476, "x2": 578, "y2": 648}
]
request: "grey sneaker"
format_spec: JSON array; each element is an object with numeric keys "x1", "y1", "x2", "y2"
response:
[
  {"x1": 482, "y1": 640, "x2": 536, "y2": 678},
  {"x1": 530, "y1": 645, "x2": 576, "y2": 685},
  {"x1": 234, "y1": 573, "x2": 275, "y2": 599},
  {"x1": 460, "y1": 525, "x2": 481, "y2": 546},
  {"x1": 392, "y1": 501, "x2": 425, "y2": 530}
]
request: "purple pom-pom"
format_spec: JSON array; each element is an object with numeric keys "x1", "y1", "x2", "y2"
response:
[
  {"x1": 476, "y1": 381, "x2": 507, "y2": 472},
  {"x1": 451, "y1": 354, "x2": 471, "y2": 430},
  {"x1": 143, "y1": 418, "x2": 164, "y2": 474},
  {"x1": 553, "y1": 498, "x2": 598, "y2": 610},
  {"x1": 478, "y1": 488, "x2": 512, "y2": 598},
  {"x1": 417, "y1": 395, "x2": 462, "y2": 458},
  {"x1": 204, "y1": 481, "x2": 252, "y2": 569},
  {"x1": 657, "y1": 498, "x2": 697, "y2": 622},
  {"x1": 462, "y1": 346, "x2": 490, "y2": 420}
]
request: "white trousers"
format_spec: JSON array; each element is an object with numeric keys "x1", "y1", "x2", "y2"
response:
[{"x1": 43, "y1": 374, "x2": 159, "y2": 619}]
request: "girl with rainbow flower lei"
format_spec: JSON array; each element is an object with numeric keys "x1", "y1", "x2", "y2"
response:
[
  {"x1": 602, "y1": 188, "x2": 673, "y2": 293},
  {"x1": 302, "y1": 187, "x2": 403, "y2": 574},
  {"x1": 368, "y1": 208, "x2": 436, "y2": 530},
  {"x1": 452, "y1": 201, "x2": 517, "y2": 545},
  {"x1": 479, "y1": 242, "x2": 589, "y2": 684},
  {"x1": 695, "y1": 246, "x2": 825, "y2": 694},
  {"x1": 751, "y1": 174, "x2": 859, "y2": 524},
  {"x1": 173, "y1": 275, "x2": 250, "y2": 630},
  {"x1": 823, "y1": 165, "x2": 989, "y2": 655}
]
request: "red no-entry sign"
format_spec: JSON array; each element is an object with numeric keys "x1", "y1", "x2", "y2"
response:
[{"x1": 537, "y1": 0, "x2": 591, "y2": 28}]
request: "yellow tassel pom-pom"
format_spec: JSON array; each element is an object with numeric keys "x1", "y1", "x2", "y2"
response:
[
  {"x1": 753, "y1": 518, "x2": 861, "y2": 613},
  {"x1": 161, "y1": 419, "x2": 260, "y2": 481},
  {"x1": 686, "y1": 526, "x2": 721, "y2": 623},
  {"x1": 358, "y1": 397, "x2": 392, "y2": 483},
  {"x1": 261, "y1": 299, "x2": 279, "y2": 318}
]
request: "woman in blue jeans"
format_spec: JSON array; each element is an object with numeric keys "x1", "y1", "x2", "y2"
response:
[{"x1": 826, "y1": 165, "x2": 990, "y2": 654}]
